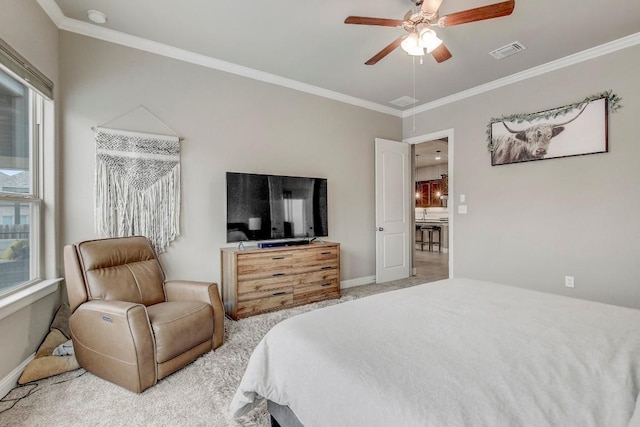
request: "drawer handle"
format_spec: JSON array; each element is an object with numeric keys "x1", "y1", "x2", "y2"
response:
[
  {"x1": 272, "y1": 256, "x2": 285, "y2": 260},
  {"x1": 321, "y1": 283, "x2": 332, "y2": 287},
  {"x1": 321, "y1": 266, "x2": 333, "y2": 270},
  {"x1": 272, "y1": 273, "x2": 286, "y2": 277},
  {"x1": 272, "y1": 291, "x2": 286, "y2": 296},
  {"x1": 320, "y1": 252, "x2": 332, "y2": 255}
]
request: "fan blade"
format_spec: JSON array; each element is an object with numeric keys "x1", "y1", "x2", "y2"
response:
[
  {"x1": 421, "y1": 0, "x2": 444, "y2": 15},
  {"x1": 431, "y1": 43, "x2": 452, "y2": 63},
  {"x1": 344, "y1": 16, "x2": 404, "y2": 27},
  {"x1": 439, "y1": 0, "x2": 515, "y2": 27},
  {"x1": 365, "y1": 36, "x2": 406, "y2": 65}
]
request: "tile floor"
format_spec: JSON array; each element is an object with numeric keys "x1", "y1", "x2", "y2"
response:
[{"x1": 414, "y1": 244, "x2": 449, "y2": 282}]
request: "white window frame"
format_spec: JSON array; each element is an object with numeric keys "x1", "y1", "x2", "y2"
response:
[
  {"x1": 0, "y1": 40, "x2": 60, "y2": 308},
  {"x1": 0, "y1": 84, "x2": 42, "y2": 295}
]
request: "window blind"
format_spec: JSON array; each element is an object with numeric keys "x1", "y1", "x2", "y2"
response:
[{"x1": 0, "y1": 36, "x2": 53, "y2": 100}]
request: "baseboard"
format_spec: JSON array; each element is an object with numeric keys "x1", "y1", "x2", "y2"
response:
[
  {"x1": 340, "y1": 276, "x2": 375, "y2": 289},
  {"x1": 0, "y1": 353, "x2": 34, "y2": 399}
]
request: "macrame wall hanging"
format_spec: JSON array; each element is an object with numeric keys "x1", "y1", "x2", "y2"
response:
[{"x1": 93, "y1": 106, "x2": 182, "y2": 253}]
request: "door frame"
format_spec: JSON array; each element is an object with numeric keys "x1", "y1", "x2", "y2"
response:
[{"x1": 404, "y1": 128, "x2": 455, "y2": 278}]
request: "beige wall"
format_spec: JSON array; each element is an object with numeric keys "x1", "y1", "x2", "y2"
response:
[
  {"x1": 0, "y1": 0, "x2": 60, "y2": 383},
  {"x1": 6, "y1": 0, "x2": 634, "y2": 393},
  {"x1": 59, "y1": 32, "x2": 401, "y2": 284},
  {"x1": 0, "y1": 0, "x2": 59, "y2": 82},
  {"x1": 404, "y1": 44, "x2": 640, "y2": 308}
]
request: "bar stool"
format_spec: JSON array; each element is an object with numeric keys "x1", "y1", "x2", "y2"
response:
[
  {"x1": 415, "y1": 225, "x2": 426, "y2": 251},
  {"x1": 421, "y1": 226, "x2": 441, "y2": 252}
]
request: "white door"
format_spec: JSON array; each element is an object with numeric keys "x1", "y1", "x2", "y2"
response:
[{"x1": 375, "y1": 138, "x2": 411, "y2": 283}]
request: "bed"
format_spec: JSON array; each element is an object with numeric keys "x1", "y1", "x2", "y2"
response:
[{"x1": 230, "y1": 278, "x2": 640, "y2": 426}]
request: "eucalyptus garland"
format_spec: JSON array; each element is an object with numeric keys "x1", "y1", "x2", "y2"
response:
[{"x1": 486, "y1": 90, "x2": 622, "y2": 151}]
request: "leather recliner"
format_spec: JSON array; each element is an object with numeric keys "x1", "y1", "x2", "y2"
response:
[{"x1": 63, "y1": 236, "x2": 225, "y2": 393}]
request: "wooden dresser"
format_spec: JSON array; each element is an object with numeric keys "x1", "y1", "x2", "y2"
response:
[{"x1": 221, "y1": 242, "x2": 340, "y2": 320}]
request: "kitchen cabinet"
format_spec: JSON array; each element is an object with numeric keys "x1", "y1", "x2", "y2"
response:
[
  {"x1": 416, "y1": 174, "x2": 448, "y2": 208},
  {"x1": 416, "y1": 180, "x2": 442, "y2": 207}
]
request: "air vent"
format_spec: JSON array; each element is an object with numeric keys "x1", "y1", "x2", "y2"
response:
[
  {"x1": 390, "y1": 96, "x2": 418, "y2": 107},
  {"x1": 489, "y1": 41, "x2": 527, "y2": 59}
]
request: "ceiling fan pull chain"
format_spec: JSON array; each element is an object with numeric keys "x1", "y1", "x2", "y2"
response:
[{"x1": 412, "y1": 56, "x2": 417, "y2": 132}]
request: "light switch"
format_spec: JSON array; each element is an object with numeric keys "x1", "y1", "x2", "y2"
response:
[
  {"x1": 460, "y1": 194, "x2": 466, "y2": 203},
  {"x1": 565, "y1": 276, "x2": 575, "y2": 288},
  {"x1": 458, "y1": 205, "x2": 468, "y2": 214}
]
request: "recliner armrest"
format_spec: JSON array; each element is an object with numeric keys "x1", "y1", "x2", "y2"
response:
[
  {"x1": 164, "y1": 280, "x2": 225, "y2": 349},
  {"x1": 74, "y1": 299, "x2": 144, "y2": 316},
  {"x1": 164, "y1": 280, "x2": 218, "y2": 303},
  {"x1": 69, "y1": 300, "x2": 156, "y2": 393}
]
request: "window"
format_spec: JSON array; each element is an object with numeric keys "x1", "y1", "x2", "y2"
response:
[{"x1": 0, "y1": 42, "x2": 52, "y2": 296}]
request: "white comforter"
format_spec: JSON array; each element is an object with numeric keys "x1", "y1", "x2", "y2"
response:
[{"x1": 230, "y1": 278, "x2": 640, "y2": 427}]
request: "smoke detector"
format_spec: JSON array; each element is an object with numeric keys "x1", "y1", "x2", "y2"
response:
[{"x1": 87, "y1": 10, "x2": 107, "y2": 24}]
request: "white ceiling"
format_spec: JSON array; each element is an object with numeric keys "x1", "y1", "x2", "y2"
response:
[
  {"x1": 415, "y1": 139, "x2": 448, "y2": 168},
  {"x1": 46, "y1": 0, "x2": 640, "y2": 113}
]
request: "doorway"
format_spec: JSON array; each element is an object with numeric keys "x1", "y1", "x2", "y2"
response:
[{"x1": 407, "y1": 129, "x2": 454, "y2": 282}]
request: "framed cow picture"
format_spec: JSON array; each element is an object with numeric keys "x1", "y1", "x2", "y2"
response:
[{"x1": 488, "y1": 94, "x2": 613, "y2": 166}]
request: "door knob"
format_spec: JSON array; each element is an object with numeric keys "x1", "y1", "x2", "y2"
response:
[{"x1": 378, "y1": 227, "x2": 384, "y2": 231}]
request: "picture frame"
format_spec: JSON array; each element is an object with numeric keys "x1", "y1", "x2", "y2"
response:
[{"x1": 488, "y1": 94, "x2": 615, "y2": 166}]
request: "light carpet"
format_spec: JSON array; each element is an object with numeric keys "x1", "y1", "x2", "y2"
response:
[{"x1": 0, "y1": 278, "x2": 426, "y2": 427}]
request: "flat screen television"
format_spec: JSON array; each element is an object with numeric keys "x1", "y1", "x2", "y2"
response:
[{"x1": 226, "y1": 172, "x2": 328, "y2": 243}]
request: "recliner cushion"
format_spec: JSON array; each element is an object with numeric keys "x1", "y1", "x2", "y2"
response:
[
  {"x1": 78, "y1": 238, "x2": 165, "y2": 306},
  {"x1": 147, "y1": 301, "x2": 213, "y2": 364},
  {"x1": 84, "y1": 260, "x2": 165, "y2": 305}
]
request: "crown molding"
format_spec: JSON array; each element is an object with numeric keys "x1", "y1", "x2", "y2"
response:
[
  {"x1": 36, "y1": 0, "x2": 65, "y2": 27},
  {"x1": 37, "y1": 0, "x2": 639, "y2": 120},
  {"x1": 402, "y1": 31, "x2": 640, "y2": 118},
  {"x1": 36, "y1": 0, "x2": 402, "y2": 117}
]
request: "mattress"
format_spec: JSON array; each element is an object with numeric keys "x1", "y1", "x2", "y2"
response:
[{"x1": 230, "y1": 278, "x2": 640, "y2": 426}]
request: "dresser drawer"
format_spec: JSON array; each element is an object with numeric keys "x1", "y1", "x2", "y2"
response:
[
  {"x1": 291, "y1": 270, "x2": 338, "y2": 287},
  {"x1": 293, "y1": 280, "x2": 339, "y2": 301},
  {"x1": 237, "y1": 251, "x2": 292, "y2": 281},
  {"x1": 293, "y1": 270, "x2": 339, "y2": 303},
  {"x1": 237, "y1": 288, "x2": 293, "y2": 318},
  {"x1": 293, "y1": 246, "x2": 338, "y2": 262},
  {"x1": 238, "y1": 275, "x2": 293, "y2": 295},
  {"x1": 291, "y1": 246, "x2": 339, "y2": 274},
  {"x1": 294, "y1": 285, "x2": 339, "y2": 305},
  {"x1": 238, "y1": 286, "x2": 293, "y2": 302}
]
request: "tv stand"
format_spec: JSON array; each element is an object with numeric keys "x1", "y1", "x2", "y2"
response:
[{"x1": 221, "y1": 241, "x2": 340, "y2": 320}]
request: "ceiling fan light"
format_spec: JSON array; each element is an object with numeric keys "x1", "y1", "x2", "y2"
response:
[
  {"x1": 406, "y1": 45, "x2": 425, "y2": 56},
  {"x1": 419, "y1": 28, "x2": 443, "y2": 53},
  {"x1": 401, "y1": 33, "x2": 424, "y2": 56}
]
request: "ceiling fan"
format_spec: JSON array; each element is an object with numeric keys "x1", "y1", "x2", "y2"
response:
[{"x1": 344, "y1": 0, "x2": 515, "y2": 65}]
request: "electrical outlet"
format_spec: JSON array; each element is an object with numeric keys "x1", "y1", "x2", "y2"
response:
[{"x1": 565, "y1": 276, "x2": 575, "y2": 288}]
